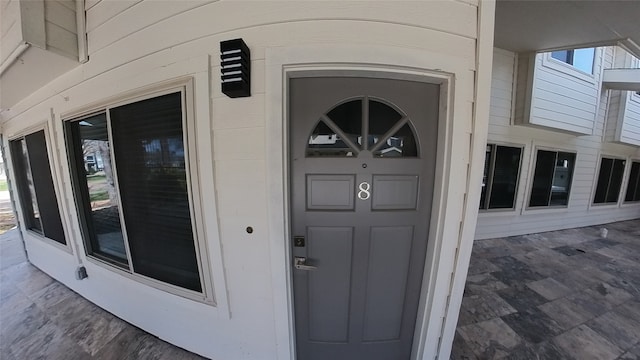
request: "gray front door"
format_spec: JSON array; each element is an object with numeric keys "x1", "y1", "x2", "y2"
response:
[{"x1": 290, "y1": 76, "x2": 439, "y2": 360}]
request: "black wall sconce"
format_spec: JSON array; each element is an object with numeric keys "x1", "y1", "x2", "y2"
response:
[{"x1": 220, "y1": 38, "x2": 251, "y2": 98}]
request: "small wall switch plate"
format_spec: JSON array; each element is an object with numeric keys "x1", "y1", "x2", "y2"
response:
[{"x1": 76, "y1": 266, "x2": 88, "y2": 280}]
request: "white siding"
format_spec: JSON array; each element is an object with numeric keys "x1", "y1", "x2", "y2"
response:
[
  {"x1": 515, "y1": 48, "x2": 603, "y2": 135},
  {"x1": 476, "y1": 47, "x2": 640, "y2": 240},
  {"x1": 606, "y1": 48, "x2": 640, "y2": 146},
  {"x1": 1, "y1": 0, "x2": 24, "y2": 65},
  {"x1": 44, "y1": 0, "x2": 78, "y2": 59},
  {"x1": 0, "y1": 2, "x2": 485, "y2": 360}
]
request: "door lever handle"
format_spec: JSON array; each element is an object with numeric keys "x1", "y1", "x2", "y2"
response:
[{"x1": 294, "y1": 256, "x2": 317, "y2": 271}]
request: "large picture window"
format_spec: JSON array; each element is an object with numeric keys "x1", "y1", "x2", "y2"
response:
[
  {"x1": 593, "y1": 157, "x2": 625, "y2": 205},
  {"x1": 529, "y1": 150, "x2": 576, "y2": 208},
  {"x1": 480, "y1": 144, "x2": 522, "y2": 210},
  {"x1": 624, "y1": 161, "x2": 640, "y2": 203},
  {"x1": 10, "y1": 130, "x2": 66, "y2": 245},
  {"x1": 66, "y1": 90, "x2": 203, "y2": 294}
]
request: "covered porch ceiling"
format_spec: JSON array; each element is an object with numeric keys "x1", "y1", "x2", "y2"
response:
[{"x1": 495, "y1": 0, "x2": 640, "y2": 59}]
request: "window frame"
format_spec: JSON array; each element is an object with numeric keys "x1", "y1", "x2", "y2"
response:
[
  {"x1": 542, "y1": 48, "x2": 599, "y2": 84},
  {"x1": 8, "y1": 124, "x2": 71, "y2": 252},
  {"x1": 623, "y1": 159, "x2": 640, "y2": 204},
  {"x1": 479, "y1": 143, "x2": 524, "y2": 212},
  {"x1": 62, "y1": 79, "x2": 214, "y2": 304},
  {"x1": 591, "y1": 155, "x2": 626, "y2": 207},
  {"x1": 526, "y1": 147, "x2": 577, "y2": 210}
]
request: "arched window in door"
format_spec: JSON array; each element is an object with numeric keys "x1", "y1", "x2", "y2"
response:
[{"x1": 306, "y1": 97, "x2": 418, "y2": 158}]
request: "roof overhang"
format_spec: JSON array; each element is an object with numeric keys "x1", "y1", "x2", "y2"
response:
[{"x1": 495, "y1": 0, "x2": 640, "y2": 58}]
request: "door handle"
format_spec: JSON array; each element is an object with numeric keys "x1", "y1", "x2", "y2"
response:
[{"x1": 294, "y1": 256, "x2": 317, "y2": 271}]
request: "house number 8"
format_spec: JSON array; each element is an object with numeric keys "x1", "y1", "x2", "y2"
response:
[{"x1": 358, "y1": 182, "x2": 371, "y2": 200}]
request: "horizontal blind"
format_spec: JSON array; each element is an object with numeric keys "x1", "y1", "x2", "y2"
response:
[{"x1": 110, "y1": 92, "x2": 201, "y2": 292}]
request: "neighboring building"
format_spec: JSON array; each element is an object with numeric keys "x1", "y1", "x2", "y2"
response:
[
  {"x1": 0, "y1": 2, "x2": 638, "y2": 360},
  {"x1": 476, "y1": 46, "x2": 640, "y2": 239}
]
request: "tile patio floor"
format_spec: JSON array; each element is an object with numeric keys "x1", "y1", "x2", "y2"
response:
[
  {"x1": 1, "y1": 220, "x2": 639, "y2": 359},
  {"x1": 452, "y1": 219, "x2": 640, "y2": 360},
  {"x1": 0, "y1": 228, "x2": 205, "y2": 360}
]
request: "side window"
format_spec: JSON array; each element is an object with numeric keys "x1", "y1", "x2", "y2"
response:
[
  {"x1": 529, "y1": 150, "x2": 576, "y2": 208},
  {"x1": 624, "y1": 161, "x2": 640, "y2": 203},
  {"x1": 66, "y1": 91, "x2": 204, "y2": 294},
  {"x1": 10, "y1": 130, "x2": 66, "y2": 245},
  {"x1": 550, "y1": 48, "x2": 595, "y2": 74},
  {"x1": 480, "y1": 144, "x2": 522, "y2": 210},
  {"x1": 593, "y1": 157, "x2": 625, "y2": 205}
]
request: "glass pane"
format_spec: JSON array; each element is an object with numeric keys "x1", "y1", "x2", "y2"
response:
[
  {"x1": 572, "y1": 48, "x2": 595, "y2": 74},
  {"x1": 550, "y1": 152, "x2": 575, "y2": 206},
  {"x1": 488, "y1": 146, "x2": 521, "y2": 209},
  {"x1": 307, "y1": 120, "x2": 356, "y2": 157},
  {"x1": 625, "y1": 162, "x2": 640, "y2": 202},
  {"x1": 529, "y1": 150, "x2": 555, "y2": 207},
  {"x1": 367, "y1": 100, "x2": 403, "y2": 148},
  {"x1": 69, "y1": 113, "x2": 127, "y2": 263},
  {"x1": 594, "y1": 158, "x2": 612, "y2": 203},
  {"x1": 372, "y1": 124, "x2": 417, "y2": 158},
  {"x1": 479, "y1": 145, "x2": 492, "y2": 209},
  {"x1": 10, "y1": 139, "x2": 42, "y2": 233},
  {"x1": 605, "y1": 159, "x2": 625, "y2": 203},
  {"x1": 327, "y1": 99, "x2": 362, "y2": 145},
  {"x1": 551, "y1": 50, "x2": 571, "y2": 63},
  {"x1": 25, "y1": 131, "x2": 66, "y2": 244},
  {"x1": 110, "y1": 92, "x2": 202, "y2": 292}
]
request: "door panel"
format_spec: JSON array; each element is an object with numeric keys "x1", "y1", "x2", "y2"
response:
[
  {"x1": 307, "y1": 226, "x2": 354, "y2": 342},
  {"x1": 306, "y1": 174, "x2": 355, "y2": 210},
  {"x1": 371, "y1": 175, "x2": 419, "y2": 210},
  {"x1": 362, "y1": 226, "x2": 414, "y2": 341},
  {"x1": 290, "y1": 76, "x2": 439, "y2": 360}
]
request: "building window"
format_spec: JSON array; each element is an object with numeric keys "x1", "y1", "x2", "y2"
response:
[
  {"x1": 66, "y1": 91, "x2": 203, "y2": 294},
  {"x1": 480, "y1": 144, "x2": 522, "y2": 210},
  {"x1": 529, "y1": 150, "x2": 576, "y2": 207},
  {"x1": 10, "y1": 130, "x2": 66, "y2": 245},
  {"x1": 551, "y1": 48, "x2": 595, "y2": 74},
  {"x1": 593, "y1": 157, "x2": 625, "y2": 205},
  {"x1": 624, "y1": 161, "x2": 640, "y2": 202}
]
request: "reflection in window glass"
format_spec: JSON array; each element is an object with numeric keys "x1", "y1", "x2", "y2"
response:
[
  {"x1": 68, "y1": 113, "x2": 127, "y2": 264},
  {"x1": 110, "y1": 92, "x2": 201, "y2": 292},
  {"x1": 10, "y1": 131, "x2": 66, "y2": 244},
  {"x1": 529, "y1": 150, "x2": 575, "y2": 207},
  {"x1": 306, "y1": 98, "x2": 418, "y2": 158},
  {"x1": 307, "y1": 120, "x2": 356, "y2": 157}
]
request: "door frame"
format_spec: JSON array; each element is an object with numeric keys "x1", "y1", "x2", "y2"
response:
[{"x1": 265, "y1": 45, "x2": 460, "y2": 360}]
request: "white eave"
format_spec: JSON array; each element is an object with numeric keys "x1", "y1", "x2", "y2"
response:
[{"x1": 602, "y1": 69, "x2": 640, "y2": 91}]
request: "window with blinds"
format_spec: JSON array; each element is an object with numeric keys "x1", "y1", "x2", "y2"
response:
[
  {"x1": 10, "y1": 130, "x2": 66, "y2": 245},
  {"x1": 66, "y1": 90, "x2": 203, "y2": 294}
]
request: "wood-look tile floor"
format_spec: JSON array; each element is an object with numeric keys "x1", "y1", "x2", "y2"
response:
[
  {"x1": 452, "y1": 219, "x2": 640, "y2": 360},
  {"x1": 0, "y1": 229, "x2": 206, "y2": 360}
]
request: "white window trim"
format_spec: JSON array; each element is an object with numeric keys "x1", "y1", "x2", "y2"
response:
[
  {"x1": 62, "y1": 78, "x2": 218, "y2": 306},
  {"x1": 522, "y1": 145, "x2": 577, "y2": 213},
  {"x1": 7, "y1": 122, "x2": 73, "y2": 254},
  {"x1": 541, "y1": 49, "x2": 599, "y2": 84},
  {"x1": 479, "y1": 142, "x2": 525, "y2": 213}
]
